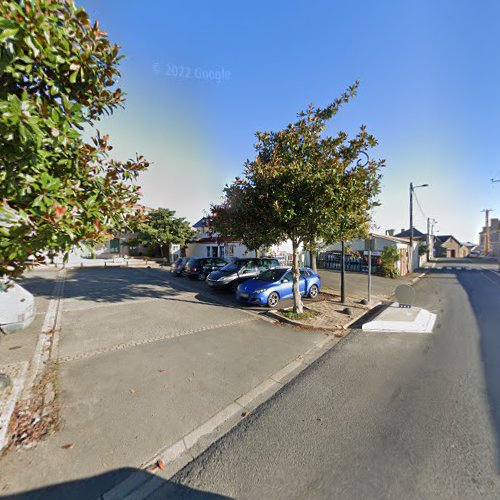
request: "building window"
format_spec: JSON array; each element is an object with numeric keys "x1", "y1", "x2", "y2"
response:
[
  {"x1": 228, "y1": 245, "x2": 235, "y2": 257},
  {"x1": 110, "y1": 238, "x2": 120, "y2": 253},
  {"x1": 219, "y1": 246, "x2": 225, "y2": 258},
  {"x1": 206, "y1": 246, "x2": 211, "y2": 257}
]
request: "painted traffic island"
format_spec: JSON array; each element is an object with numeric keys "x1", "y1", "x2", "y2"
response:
[{"x1": 267, "y1": 290, "x2": 374, "y2": 334}]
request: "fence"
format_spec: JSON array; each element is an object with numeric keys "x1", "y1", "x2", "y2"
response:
[{"x1": 317, "y1": 252, "x2": 383, "y2": 275}]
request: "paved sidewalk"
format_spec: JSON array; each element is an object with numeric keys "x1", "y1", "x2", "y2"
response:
[{"x1": 0, "y1": 267, "x2": 330, "y2": 499}]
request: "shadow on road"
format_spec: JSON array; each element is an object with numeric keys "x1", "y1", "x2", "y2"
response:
[
  {"x1": 1, "y1": 467, "x2": 231, "y2": 500},
  {"x1": 456, "y1": 270, "x2": 500, "y2": 471},
  {"x1": 19, "y1": 266, "x2": 317, "y2": 314}
]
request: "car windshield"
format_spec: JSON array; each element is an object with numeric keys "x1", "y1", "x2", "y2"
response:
[
  {"x1": 258, "y1": 269, "x2": 288, "y2": 282},
  {"x1": 221, "y1": 261, "x2": 246, "y2": 273}
]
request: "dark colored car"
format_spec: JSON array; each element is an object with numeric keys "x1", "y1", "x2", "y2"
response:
[
  {"x1": 206, "y1": 258, "x2": 280, "y2": 290},
  {"x1": 172, "y1": 257, "x2": 189, "y2": 276},
  {"x1": 236, "y1": 267, "x2": 320, "y2": 307},
  {"x1": 183, "y1": 257, "x2": 227, "y2": 280}
]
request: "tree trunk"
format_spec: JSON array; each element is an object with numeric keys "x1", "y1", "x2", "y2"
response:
[
  {"x1": 292, "y1": 240, "x2": 303, "y2": 314},
  {"x1": 166, "y1": 244, "x2": 170, "y2": 262},
  {"x1": 340, "y1": 240, "x2": 346, "y2": 303},
  {"x1": 309, "y1": 249, "x2": 317, "y2": 272},
  {"x1": 159, "y1": 244, "x2": 164, "y2": 258}
]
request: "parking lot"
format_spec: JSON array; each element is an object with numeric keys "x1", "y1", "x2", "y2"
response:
[{"x1": 0, "y1": 266, "x2": 330, "y2": 497}]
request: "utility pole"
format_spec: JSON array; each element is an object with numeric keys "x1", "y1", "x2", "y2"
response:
[
  {"x1": 427, "y1": 217, "x2": 437, "y2": 261},
  {"x1": 481, "y1": 209, "x2": 493, "y2": 255},
  {"x1": 409, "y1": 182, "x2": 429, "y2": 272}
]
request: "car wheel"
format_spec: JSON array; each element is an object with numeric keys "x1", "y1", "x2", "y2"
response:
[
  {"x1": 308, "y1": 284, "x2": 319, "y2": 299},
  {"x1": 267, "y1": 292, "x2": 280, "y2": 308},
  {"x1": 198, "y1": 272, "x2": 206, "y2": 281}
]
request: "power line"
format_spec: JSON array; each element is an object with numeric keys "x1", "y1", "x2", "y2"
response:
[{"x1": 413, "y1": 190, "x2": 427, "y2": 222}]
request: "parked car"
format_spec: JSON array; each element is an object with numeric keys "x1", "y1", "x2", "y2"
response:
[
  {"x1": 469, "y1": 251, "x2": 480, "y2": 258},
  {"x1": 172, "y1": 257, "x2": 189, "y2": 276},
  {"x1": 236, "y1": 267, "x2": 320, "y2": 307},
  {"x1": 183, "y1": 257, "x2": 227, "y2": 280},
  {"x1": 206, "y1": 257, "x2": 280, "y2": 290},
  {"x1": 0, "y1": 278, "x2": 36, "y2": 334}
]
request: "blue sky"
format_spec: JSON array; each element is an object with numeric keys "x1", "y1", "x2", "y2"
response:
[{"x1": 80, "y1": 0, "x2": 500, "y2": 243}]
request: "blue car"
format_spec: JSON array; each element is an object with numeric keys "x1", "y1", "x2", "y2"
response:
[{"x1": 236, "y1": 267, "x2": 320, "y2": 307}]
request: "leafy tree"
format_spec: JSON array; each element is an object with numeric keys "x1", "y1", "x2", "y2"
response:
[
  {"x1": 131, "y1": 208, "x2": 195, "y2": 260},
  {"x1": 0, "y1": 0, "x2": 149, "y2": 277},
  {"x1": 210, "y1": 184, "x2": 280, "y2": 257},
  {"x1": 380, "y1": 246, "x2": 400, "y2": 278},
  {"x1": 215, "y1": 82, "x2": 384, "y2": 313},
  {"x1": 418, "y1": 242, "x2": 428, "y2": 256}
]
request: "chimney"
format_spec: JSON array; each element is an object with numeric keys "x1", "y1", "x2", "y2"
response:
[
  {"x1": 401, "y1": 228, "x2": 405, "y2": 233},
  {"x1": 386, "y1": 229, "x2": 395, "y2": 236}
]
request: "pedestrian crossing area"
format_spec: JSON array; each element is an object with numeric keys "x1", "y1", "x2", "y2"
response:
[{"x1": 421, "y1": 266, "x2": 497, "y2": 272}]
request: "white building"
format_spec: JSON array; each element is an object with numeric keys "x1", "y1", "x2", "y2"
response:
[{"x1": 185, "y1": 217, "x2": 256, "y2": 261}]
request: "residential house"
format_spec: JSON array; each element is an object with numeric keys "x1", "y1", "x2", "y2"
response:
[
  {"x1": 479, "y1": 217, "x2": 500, "y2": 257},
  {"x1": 185, "y1": 217, "x2": 255, "y2": 261},
  {"x1": 433, "y1": 235, "x2": 469, "y2": 258},
  {"x1": 394, "y1": 227, "x2": 427, "y2": 242}
]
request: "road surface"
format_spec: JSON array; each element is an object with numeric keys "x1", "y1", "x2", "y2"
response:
[{"x1": 152, "y1": 260, "x2": 500, "y2": 499}]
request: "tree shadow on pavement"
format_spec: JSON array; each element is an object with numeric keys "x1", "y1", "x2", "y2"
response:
[
  {"x1": 456, "y1": 270, "x2": 500, "y2": 471},
  {"x1": 2, "y1": 467, "x2": 231, "y2": 500},
  {"x1": 19, "y1": 267, "x2": 188, "y2": 304}
]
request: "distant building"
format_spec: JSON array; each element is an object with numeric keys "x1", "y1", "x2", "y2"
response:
[
  {"x1": 318, "y1": 233, "x2": 418, "y2": 276},
  {"x1": 479, "y1": 217, "x2": 500, "y2": 257},
  {"x1": 433, "y1": 235, "x2": 469, "y2": 258},
  {"x1": 185, "y1": 217, "x2": 254, "y2": 260},
  {"x1": 394, "y1": 227, "x2": 427, "y2": 242}
]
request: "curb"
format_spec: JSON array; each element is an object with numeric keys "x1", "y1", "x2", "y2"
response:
[
  {"x1": 0, "y1": 362, "x2": 28, "y2": 452},
  {"x1": 266, "y1": 300, "x2": 382, "y2": 333},
  {"x1": 100, "y1": 335, "x2": 338, "y2": 500},
  {"x1": 2, "y1": 270, "x2": 65, "y2": 453}
]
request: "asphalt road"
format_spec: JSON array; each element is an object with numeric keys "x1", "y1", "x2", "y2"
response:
[{"x1": 151, "y1": 262, "x2": 500, "y2": 499}]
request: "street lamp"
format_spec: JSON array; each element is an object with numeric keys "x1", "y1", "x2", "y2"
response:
[{"x1": 409, "y1": 182, "x2": 429, "y2": 272}]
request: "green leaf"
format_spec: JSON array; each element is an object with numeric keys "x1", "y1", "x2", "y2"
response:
[{"x1": 0, "y1": 28, "x2": 19, "y2": 42}]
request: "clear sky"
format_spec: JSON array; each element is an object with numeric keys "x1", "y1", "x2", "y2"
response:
[{"x1": 80, "y1": 0, "x2": 500, "y2": 243}]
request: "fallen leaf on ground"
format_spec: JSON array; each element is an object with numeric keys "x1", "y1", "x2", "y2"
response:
[
  {"x1": 157, "y1": 459, "x2": 165, "y2": 470},
  {"x1": 129, "y1": 389, "x2": 136, "y2": 394},
  {"x1": 241, "y1": 411, "x2": 249, "y2": 417},
  {"x1": 158, "y1": 369, "x2": 166, "y2": 374},
  {"x1": 61, "y1": 443, "x2": 74, "y2": 450}
]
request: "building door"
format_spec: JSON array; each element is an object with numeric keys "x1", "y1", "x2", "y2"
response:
[
  {"x1": 211, "y1": 246, "x2": 218, "y2": 258},
  {"x1": 450, "y1": 249, "x2": 456, "y2": 258}
]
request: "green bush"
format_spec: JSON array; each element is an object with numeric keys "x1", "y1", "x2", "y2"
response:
[{"x1": 381, "y1": 246, "x2": 400, "y2": 278}]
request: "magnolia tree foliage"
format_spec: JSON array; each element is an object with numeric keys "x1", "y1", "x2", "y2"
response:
[
  {"x1": 212, "y1": 82, "x2": 384, "y2": 313},
  {"x1": 130, "y1": 208, "x2": 195, "y2": 259},
  {"x1": 0, "y1": 0, "x2": 149, "y2": 276}
]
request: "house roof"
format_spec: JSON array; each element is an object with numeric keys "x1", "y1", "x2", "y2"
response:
[
  {"x1": 192, "y1": 217, "x2": 208, "y2": 228},
  {"x1": 372, "y1": 233, "x2": 411, "y2": 244},
  {"x1": 394, "y1": 228, "x2": 427, "y2": 239},
  {"x1": 434, "y1": 234, "x2": 462, "y2": 246}
]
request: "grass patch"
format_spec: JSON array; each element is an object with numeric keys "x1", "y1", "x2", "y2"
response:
[{"x1": 281, "y1": 309, "x2": 320, "y2": 321}]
